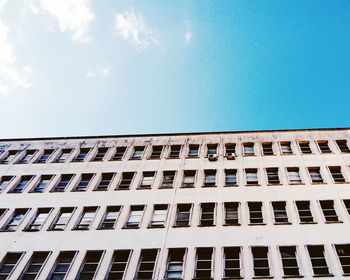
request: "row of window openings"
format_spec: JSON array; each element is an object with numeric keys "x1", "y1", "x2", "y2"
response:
[
  {"x1": 1, "y1": 139, "x2": 349, "y2": 165},
  {"x1": 0, "y1": 166, "x2": 347, "y2": 195},
  {"x1": 2, "y1": 244, "x2": 350, "y2": 279},
  {"x1": 1, "y1": 199, "x2": 350, "y2": 233}
]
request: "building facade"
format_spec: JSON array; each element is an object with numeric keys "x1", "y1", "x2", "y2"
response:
[{"x1": 0, "y1": 128, "x2": 350, "y2": 279}]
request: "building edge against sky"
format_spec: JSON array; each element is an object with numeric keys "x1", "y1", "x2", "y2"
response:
[{"x1": 0, "y1": 127, "x2": 350, "y2": 279}]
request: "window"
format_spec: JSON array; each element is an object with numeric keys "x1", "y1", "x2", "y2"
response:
[
  {"x1": 252, "y1": 247, "x2": 271, "y2": 277},
  {"x1": 20, "y1": 251, "x2": 50, "y2": 280},
  {"x1": 150, "y1": 205, "x2": 168, "y2": 227},
  {"x1": 130, "y1": 146, "x2": 144, "y2": 160},
  {"x1": 223, "y1": 247, "x2": 241, "y2": 278},
  {"x1": 117, "y1": 172, "x2": 135, "y2": 190},
  {"x1": 272, "y1": 201, "x2": 289, "y2": 224},
  {"x1": 139, "y1": 171, "x2": 156, "y2": 189},
  {"x1": 49, "y1": 207, "x2": 75, "y2": 230},
  {"x1": 72, "y1": 173, "x2": 94, "y2": 192},
  {"x1": 296, "y1": 201, "x2": 314, "y2": 223},
  {"x1": 9, "y1": 175, "x2": 34, "y2": 193},
  {"x1": 25, "y1": 208, "x2": 52, "y2": 231},
  {"x1": 105, "y1": 250, "x2": 131, "y2": 280},
  {"x1": 329, "y1": 166, "x2": 346, "y2": 183},
  {"x1": 336, "y1": 140, "x2": 350, "y2": 153},
  {"x1": 112, "y1": 147, "x2": 127, "y2": 160},
  {"x1": 74, "y1": 207, "x2": 98, "y2": 230},
  {"x1": 76, "y1": 251, "x2": 104, "y2": 280},
  {"x1": 225, "y1": 143, "x2": 236, "y2": 156},
  {"x1": 262, "y1": 142, "x2": 274, "y2": 155},
  {"x1": 287, "y1": 168, "x2": 302, "y2": 184},
  {"x1": 318, "y1": 141, "x2": 332, "y2": 153},
  {"x1": 188, "y1": 145, "x2": 199, "y2": 158},
  {"x1": 308, "y1": 167, "x2": 324, "y2": 184},
  {"x1": 245, "y1": 169, "x2": 259, "y2": 186},
  {"x1": 0, "y1": 176, "x2": 14, "y2": 193},
  {"x1": 48, "y1": 251, "x2": 77, "y2": 280},
  {"x1": 335, "y1": 244, "x2": 350, "y2": 274},
  {"x1": 225, "y1": 169, "x2": 237, "y2": 186},
  {"x1": 165, "y1": 248, "x2": 186, "y2": 279},
  {"x1": 73, "y1": 148, "x2": 91, "y2": 162},
  {"x1": 194, "y1": 248, "x2": 213, "y2": 279},
  {"x1": 150, "y1": 145, "x2": 163, "y2": 159},
  {"x1": 51, "y1": 174, "x2": 74, "y2": 192},
  {"x1": 320, "y1": 200, "x2": 340, "y2": 222},
  {"x1": 224, "y1": 202, "x2": 240, "y2": 226},
  {"x1": 203, "y1": 170, "x2": 216, "y2": 187},
  {"x1": 31, "y1": 175, "x2": 54, "y2": 193},
  {"x1": 36, "y1": 149, "x2": 54, "y2": 163},
  {"x1": 169, "y1": 145, "x2": 181, "y2": 158},
  {"x1": 207, "y1": 144, "x2": 217, "y2": 156},
  {"x1": 95, "y1": 173, "x2": 115, "y2": 191},
  {"x1": 92, "y1": 147, "x2": 109, "y2": 161},
  {"x1": 281, "y1": 142, "x2": 293, "y2": 154},
  {"x1": 343, "y1": 200, "x2": 350, "y2": 216},
  {"x1": 266, "y1": 168, "x2": 280, "y2": 185},
  {"x1": 174, "y1": 204, "x2": 192, "y2": 227},
  {"x1": 0, "y1": 252, "x2": 24, "y2": 279},
  {"x1": 17, "y1": 149, "x2": 37, "y2": 164},
  {"x1": 98, "y1": 206, "x2": 121, "y2": 229},
  {"x1": 248, "y1": 202, "x2": 264, "y2": 224},
  {"x1": 243, "y1": 143, "x2": 255, "y2": 156},
  {"x1": 199, "y1": 203, "x2": 215, "y2": 226},
  {"x1": 2, "y1": 208, "x2": 30, "y2": 231},
  {"x1": 299, "y1": 141, "x2": 312, "y2": 154},
  {"x1": 125, "y1": 205, "x2": 145, "y2": 228},
  {"x1": 160, "y1": 171, "x2": 176, "y2": 189},
  {"x1": 279, "y1": 246, "x2": 301, "y2": 277},
  {"x1": 134, "y1": 249, "x2": 158, "y2": 280},
  {"x1": 307, "y1": 245, "x2": 331, "y2": 276},
  {"x1": 55, "y1": 148, "x2": 73, "y2": 163},
  {"x1": 0, "y1": 150, "x2": 19, "y2": 164},
  {"x1": 0, "y1": 208, "x2": 7, "y2": 220},
  {"x1": 182, "y1": 170, "x2": 196, "y2": 188}
]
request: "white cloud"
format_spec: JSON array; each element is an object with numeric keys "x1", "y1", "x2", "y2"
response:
[
  {"x1": 113, "y1": 8, "x2": 159, "y2": 51},
  {"x1": 0, "y1": 20, "x2": 32, "y2": 96},
  {"x1": 0, "y1": 0, "x2": 7, "y2": 12},
  {"x1": 85, "y1": 64, "x2": 111, "y2": 79},
  {"x1": 32, "y1": 0, "x2": 95, "y2": 43},
  {"x1": 184, "y1": 20, "x2": 193, "y2": 46}
]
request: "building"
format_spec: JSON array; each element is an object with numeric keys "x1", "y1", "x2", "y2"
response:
[{"x1": 0, "y1": 128, "x2": 350, "y2": 279}]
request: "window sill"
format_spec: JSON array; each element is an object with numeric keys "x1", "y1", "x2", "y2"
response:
[
  {"x1": 158, "y1": 186, "x2": 173, "y2": 189},
  {"x1": 224, "y1": 185, "x2": 238, "y2": 187},
  {"x1": 180, "y1": 185, "x2": 195, "y2": 189},
  {"x1": 22, "y1": 229, "x2": 41, "y2": 232},
  {"x1": 0, "y1": 229, "x2": 15, "y2": 232},
  {"x1": 47, "y1": 228, "x2": 65, "y2": 231},
  {"x1": 312, "y1": 274, "x2": 334, "y2": 278},
  {"x1": 92, "y1": 188, "x2": 108, "y2": 192},
  {"x1": 137, "y1": 187, "x2": 152, "y2": 190},
  {"x1": 311, "y1": 182, "x2": 326, "y2": 185},
  {"x1": 223, "y1": 223, "x2": 241, "y2": 226},
  {"x1": 148, "y1": 225, "x2": 165, "y2": 229},
  {"x1": 186, "y1": 156, "x2": 199, "y2": 159},
  {"x1": 222, "y1": 277, "x2": 243, "y2": 279},
  {"x1": 122, "y1": 226, "x2": 140, "y2": 229},
  {"x1": 325, "y1": 220, "x2": 343, "y2": 224},
  {"x1": 248, "y1": 223, "x2": 266, "y2": 226},
  {"x1": 245, "y1": 184, "x2": 260, "y2": 187},
  {"x1": 289, "y1": 183, "x2": 305, "y2": 186},
  {"x1": 198, "y1": 224, "x2": 215, "y2": 227},
  {"x1": 202, "y1": 185, "x2": 217, "y2": 188},
  {"x1": 172, "y1": 224, "x2": 190, "y2": 228},
  {"x1": 96, "y1": 227, "x2": 114, "y2": 230},
  {"x1": 274, "y1": 222, "x2": 292, "y2": 225},
  {"x1": 334, "y1": 181, "x2": 349, "y2": 184},
  {"x1": 299, "y1": 221, "x2": 317, "y2": 225},
  {"x1": 71, "y1": 228, "x2": 90, "y2": 231},
  {"x1": 114, "y1": 188, "x2": 130, "y2": 191},
  {"x1": 282, "y1": 276, "x2": 304, "y2": 278},
  {"x1": 252, "y1": 276, "x2": 273, "y2": 279},
  {"x1": 267, "y1": 184, "x2": 282, "y2": 186}
]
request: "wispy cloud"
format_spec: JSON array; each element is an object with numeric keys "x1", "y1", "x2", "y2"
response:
[
  {"x1": 85, "y1": 64, "x2": 111, "y2": 79},
  {"x1": 184, "y1": 20, "x2": 193, "y2": 46},
  {"x1": 0, "y1": 20, "x2": 32, "y2": 96},
  {"x1": 31, "y1": 0, "x2": 95, "y2": 43},
  {"x1": 113, "y1": 8, "x2": 159, "y2": 51}
]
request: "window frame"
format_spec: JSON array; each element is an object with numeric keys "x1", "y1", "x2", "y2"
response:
[
  {"x1": 94, "y1": 172, "x2": 116, "y2": 191},
  {"x1": 251, "y1": 246, "x2": 272, "y2": 278},
  {"x1": 149, "y1": 204, "x2": 169, "y2": 228},
  {"x1": 164, "y1": 248, "x2": 187, "y2": 280},
  {"x1": 47, "y1": 251, "x2": 78, "y2": 280},
  {"x1": 245, "y1": 169, "x2": 259, "y2": 186},
  {"x1": 1, "y1": 208, "x2": 30, "y2": 232},
  {"x1": 48, "y1": 207, "x2": 76, "y2": 231},
  {"x1": 199, "y1": 203, "x2": 216, "y2": 227},
  {"x1": 24, "y1": 207, "x2": 53, "y2": 232},
  {"x1": 271, "y1": 201, "x2": 290, "y2": 225},
  {"x1": 19, "y1": 251, "x2": 52, "y2": 280},
  {"x1": 30, "y1": 175, "x2": 55, "y2": 193},
  {"x1": 50, "y1": 174, "x2": 75, "y2": 192},
  {"x1": 306, "y1": 245, "x2": 333, "y2": 277},
  {"x1": 278, "y1": 246, "x2": 302, "y2": 278},
  {"x1": 223, "y1": 202, "x2": 240, "y2": 226},
  {"x1": 222, "y1": 246, "x2": 242, "y2": 279},
  {"x1": 123, "y1": 205, "x2": 145, "y2": 229},
  {"x1": 248, "y1": 202, "x2": 265, "y2": 225},
  {"x1": 173, "y1": 204, "x2": 193, "y2": 227},
  {"x1": 318, "y1": 200, "x2": 341, "y2": 223},
  {"x1": 98, "y1": 206, "x2": 122, "y2": 230},
  {"x1": 181, "y1": 170, "x2": 197, "y2": 188},
  {"x1": 193, "y1": 247, "x2": 214, "y2": 280},
  {"x1": 295, "y1": 201, "x2": 316, "y2": 224},
  {"x1": 116, "y1": 172, "x2": 135, "y2": 190},
  {"x1": 73, "y1": 206, "x2": 99, "y2": 231},
  {"x1": 75, "y1": 250, "x2": 105, "y2": 280},
  {"x1": 286, "y1": 167, "x2": 303, "y2": 185},
  {"x1": 105, "y1": 249, "x2": 132, "y2": 280},
  {"x1": 0, "y1": 252, "x2": 25, "y2": 279}
]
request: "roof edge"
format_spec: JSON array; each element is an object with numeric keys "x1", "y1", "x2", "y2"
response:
[{"x1": 0, "y1": 127, "x2": 349, "y2": 142}]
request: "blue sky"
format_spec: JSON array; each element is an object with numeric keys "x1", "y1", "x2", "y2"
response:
[{"x1": 0, "y1": 0, "x2": 349, "y2": 138}]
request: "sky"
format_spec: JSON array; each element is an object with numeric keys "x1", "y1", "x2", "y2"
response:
[{"x1": 0, "y1": 0, "x2": 349, "y2": 138}]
